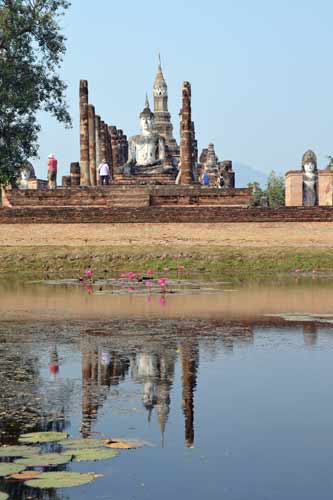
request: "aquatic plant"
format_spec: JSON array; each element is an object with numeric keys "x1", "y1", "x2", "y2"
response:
[
  {"x1": 24, "y1": 471, "x2": 98, "y2": 489},
  {"x1": 19, "y1": 431, "x2": 69, "y2": 443}
]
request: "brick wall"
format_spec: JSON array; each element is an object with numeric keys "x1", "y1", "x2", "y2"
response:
[
  {"x1": 1, "y1": 206, "x2": 333, "y2": 224},
  {"x1": 2, "y1": 185, "x2": 252, "y2": 209}
]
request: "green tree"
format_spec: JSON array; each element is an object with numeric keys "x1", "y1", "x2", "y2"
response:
[
  {"x1": 247, "y1": 181, "x2": 263, "y2": 206},
  {"x1": 0, "y1": 0, "x2": 71, "y2": 187},
  {"x1": 265, "y1": 170, "x2": 285, "y2": 207}
]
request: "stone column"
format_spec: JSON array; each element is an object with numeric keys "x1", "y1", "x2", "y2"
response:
[
  {"x1": 88, "y1": 105, "x2": 97, "y2": 186},
  {"x1": 105, "y1": 124, "x2": 113, "y2": 178},
  {"x1": 62, "y1": 176, "x2": 71, "y2": 188},
  {"x1": 285, "y1": 171, "x2": 303, "y2": 206},
  {"x1": 110, "y1": 126, "x2": 119, "y2": 171},
  {"x1": 318, "y1": 171, "x2": 333, "y2": 206},
  {"x1": 79, "y1": 80, "x2": 90, "y2": 186},
  {"x1": 100, "y1": 121, "x2": 107, "y2": 164},
  {"x1": 180, "y1": 82, "x2": 194, "y2": 185},
  {"x1": 123, "y1": 134, "x2": 128, "y2": 165},
  {"x1": 70, "y1": 162, "x2": 81, "y2": 186},
  {"x1": 95, "y1": 115, "x2": 102, "y2": 185}
]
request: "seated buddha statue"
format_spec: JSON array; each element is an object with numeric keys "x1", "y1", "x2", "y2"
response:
[
  {"x1": 122, "y1": 96, "x2": 176, "y2": 175},
  {"x1": 302, "y1": 149, "x2": 318, "y2": 207}
]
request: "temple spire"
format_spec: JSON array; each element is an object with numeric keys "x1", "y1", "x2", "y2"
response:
[
  {"x1": 145, "y1": 93, "x2": 150, "y2": 109},
  {"x1": 158, "y1": 51, "x2": 162, "y2": 70}
]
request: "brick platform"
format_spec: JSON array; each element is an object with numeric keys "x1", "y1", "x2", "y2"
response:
[
  {"x1": 1, "y1": 206, "x2": 333, "y2": 224},
  {"x1": 2, "y1": 185, "x2": 252, "y2": 209}
]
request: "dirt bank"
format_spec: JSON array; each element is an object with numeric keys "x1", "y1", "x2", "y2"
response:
[{"x1": 1, "y1": 222, "x2": 333, "y2": 280}]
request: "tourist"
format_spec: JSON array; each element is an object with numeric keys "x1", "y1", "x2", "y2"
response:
[
  {"x1": 98, "y1": 160, "x2": 110, "y2": 185},
  {"x1": 201, "y1": 170, "x2": 209, "y2": 186},
  {"x1": 48, "y1": 154, "x2": 57, "y2": 189}
]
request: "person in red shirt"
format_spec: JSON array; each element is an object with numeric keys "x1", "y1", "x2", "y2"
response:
[{"x1": 48, "y1": 154, "x2": 58, "y2": 189}]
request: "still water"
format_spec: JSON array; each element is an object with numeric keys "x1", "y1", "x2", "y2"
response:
[{"x1": 1, "y1": 279, "x2": 333, "y2": 499}]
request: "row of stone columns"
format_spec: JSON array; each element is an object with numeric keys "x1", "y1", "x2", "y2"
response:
[{"x1": 79, "y1": 80, "x2": 128, "y2": 186}]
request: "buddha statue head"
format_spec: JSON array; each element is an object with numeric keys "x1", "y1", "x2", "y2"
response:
[
  {"x1": 302, "y1": 150, "x2": 317, "y2": 175},
  {"x1": 139, "y1": 95, "x2": 154, "y2": 136}
]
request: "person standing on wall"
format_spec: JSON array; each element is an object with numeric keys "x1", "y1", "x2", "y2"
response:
[
  {"x1": 98, "y1": 160, "x2": 110, "y2": 185},
  {"x1": 48, "y1": 154, "x2": 58, "y2": 189}
]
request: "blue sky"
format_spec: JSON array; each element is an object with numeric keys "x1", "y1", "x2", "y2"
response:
[{"x1": 35, "y1": 0, "x2": 333, "y2": 182}]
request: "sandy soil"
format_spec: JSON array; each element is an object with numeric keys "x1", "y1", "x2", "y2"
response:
[{"x1": 1, "y1": 222, "x2": 333, "y2": 248}]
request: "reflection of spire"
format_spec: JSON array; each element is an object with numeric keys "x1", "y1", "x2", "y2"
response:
[
  {"x1": 181, "y1": 340, "x2": 199, "y2": 448},
  {"x1": 155, "y1": 349, "x2": 176, "y2": 447}
]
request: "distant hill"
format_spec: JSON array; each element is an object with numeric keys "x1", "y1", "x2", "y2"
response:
[{"x1": 233, "y1": 162, "x2": 268, "y2": 188}]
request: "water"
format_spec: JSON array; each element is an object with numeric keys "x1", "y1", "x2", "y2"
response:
[{"x1": 1, "y1": 278, "x2": 333, "y2": 499}]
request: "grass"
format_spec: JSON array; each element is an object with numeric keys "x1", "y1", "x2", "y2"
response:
[{"x1": 1, "y1": 245, "x2": 333, "y2": 282}]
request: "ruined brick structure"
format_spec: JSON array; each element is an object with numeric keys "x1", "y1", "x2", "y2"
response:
[
  {"x1": 179, "y1": 82, "x2": 195, "y2": 185},
  {"x1": 79, "y1": 80, "x2": 90, "y2": 185},
  {"x1": 153, "y1": 55, "x2": 179, "y2": 165}
]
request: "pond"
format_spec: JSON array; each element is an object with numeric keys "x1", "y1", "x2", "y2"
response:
[{"x1": 1, "y1": 277, "x2": 333, "y2": 499}]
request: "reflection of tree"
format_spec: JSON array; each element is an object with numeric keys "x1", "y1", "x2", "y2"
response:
[{"x1": 0, "y1": 339, "x2": 72, "y2": 445}]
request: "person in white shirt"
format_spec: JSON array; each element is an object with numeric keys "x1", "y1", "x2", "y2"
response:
[{"x1": 98, "y1": 160, "x2": 110, "y2": 185}]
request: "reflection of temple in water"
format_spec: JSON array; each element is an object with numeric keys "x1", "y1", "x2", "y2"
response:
[
  {"x1": 131, "y1": 344, "x2": 177, "y2": 446},
  {"x1": 181, "y1": 339, "x2": 199, "y2": 448},
  {"x1": 81, "y1": 345, "x2": 130, "y2": 436}
]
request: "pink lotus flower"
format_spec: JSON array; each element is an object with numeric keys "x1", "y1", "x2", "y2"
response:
[
  {"x1": 145, "y1": 280, "x2": 153, "y2": 287},
  {"x1": 128, "y1": 286, "x2": 135, "y2": 292},
  {"x1": 294, "y1": 269, "x2": 301, "y2": 273},
  {"x1": 84, "y1": 269, "x2": 93, "y2": 279},
  {"x1": 121, "y1": 272, "x2": 127, "y2": 278},
  {"x1": 178, "y1": 265, "x2": 185, "y2": 271},
  {"x1": 158, "y1": 277, "x2": 167, "y2": 287},
  {"x1": 163, "y1": 267, "x2": 170, "y2": 273},
  {"x1": 147, "y1": 269, "x2": 154, "y2": 276}
]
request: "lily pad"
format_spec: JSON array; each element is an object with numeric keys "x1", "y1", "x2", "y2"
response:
[
  {"x1": 19, "y1": 432, "x2": 68, "y2": 444},
  {"x1": 0, "y1": 493, "x2": 9, "y2": 500},
  {"x1": 16, "y1": 453, "x2": 72, "y2": 467},
  {"x1": 25, "y1": 471, "x2": 97, "y2": 489},
  {"x1": 10, "y1": 471, "x2": 42, "y2": 480},
  {"x1": 0, "y1": 463, "x2": 26, "y2": 477},
  {"x1": 0, "y1": 445, "x2": 40, "y2": 457},
  {"x1": 103, "y1": 438, "x2": 142, "y2": 449},
  {"x1": 60, "y1": 438, "x2": 104, "y2": 449},
  {"x1": 71, "y1": 447, "x2": 118, "y2": 462}
]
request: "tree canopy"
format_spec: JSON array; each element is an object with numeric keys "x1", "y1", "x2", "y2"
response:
[{"x1": 0, "y1": 0, "x2": 71, "y2": 186}]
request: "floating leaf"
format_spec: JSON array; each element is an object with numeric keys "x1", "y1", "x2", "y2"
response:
[
  {"x1": 0, "y1": 445, "x2": 40, "y2": 458},
  {"x1": 19, "y1": 432, "x2": 68, "y2": 444},
  {"x1": 16, "y1": 453, "x2": 72, "y2": 467},
  {"x1": 0, "y1": 463, "x2": 26, "y2": 477},
  {"x1": 103, "y1": 438, "x2": 141, "y2": 449},
  {"x1": 60, "y1": 438, "x2": 104, "y2": 449},
  {"x1": 10, "y1": 471, "x2": 42, "y2": 480},
  {"x1": 71, "y1": 448, "x2": 118, "y2": 462},
  {"x1": 0, "y1": 492, "x2": 8, "y2": 500},
  {"x1": 25, "y1": 471, "x2": 97, "y2": 489}
]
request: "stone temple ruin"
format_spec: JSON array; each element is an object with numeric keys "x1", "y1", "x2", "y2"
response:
[{"x1": 2, "y1": 58, "x2": 252, "y2": 211}]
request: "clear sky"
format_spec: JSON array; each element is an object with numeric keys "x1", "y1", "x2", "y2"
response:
[{"x1": 35, "y1": 0, "x2": 333, "y2": 181}]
